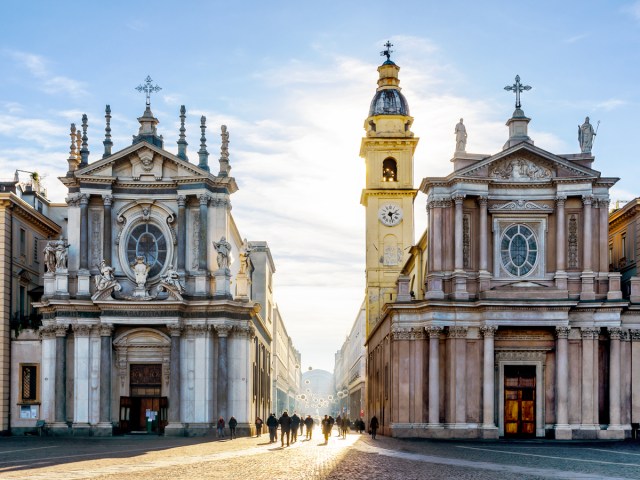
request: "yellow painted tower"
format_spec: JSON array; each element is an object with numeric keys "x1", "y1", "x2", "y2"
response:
[{"x1": 360, "y1": 46, "x2": 418, "y2": 335}]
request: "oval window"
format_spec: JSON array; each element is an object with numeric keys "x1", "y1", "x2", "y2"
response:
[
  {"x1": 126, "y1": 223, "x2": 167, "y2": 277},
  {"x1": 500, "y1": 224, "x2": 537, "y2": 276}
]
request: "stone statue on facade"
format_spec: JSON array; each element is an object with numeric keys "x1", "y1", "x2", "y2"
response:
[
  {"x1": 43, "y1": 241, "x2": 57, "y2": 273},
  {"x1": 578, "y1": 116, "x2": 596, "y2": 153},
  {"x1": 158, "y1": 265, "x2": 185, "y2": 300},
  {"x1": 238, "y1": 238, "x2": 252, "y2": 274},
  {"x1": 131, "y1": 256, "x2": 150, "y2": 288},
  {"x1": 55, "y1": 240, "x2": 69, "y2": 270},
  {"x1": 92, "y1": 259, "x2": 121, "y2": 300},
  {"x1": 213, "y1": 236, "x2": 232, "y2": 270},
  {"x1": 455, "y1": 118, "x2": 467, "y2": 152}
]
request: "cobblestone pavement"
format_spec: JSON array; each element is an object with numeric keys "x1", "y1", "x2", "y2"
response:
[{"x1": 1, "y1": 430, "x2": 640, "y2": 480}]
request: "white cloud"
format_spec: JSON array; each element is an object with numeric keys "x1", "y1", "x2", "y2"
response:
[
  {"x1": 595, "y1": 99, "x2": 626, "y2": 111},
  {"x1": 565, "y1": 33, "x2": 589, "y2": 43}
]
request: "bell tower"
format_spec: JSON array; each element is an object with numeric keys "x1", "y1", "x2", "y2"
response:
[{"x1": 360, "y1": 44, "x2": 418, "y2": 334}]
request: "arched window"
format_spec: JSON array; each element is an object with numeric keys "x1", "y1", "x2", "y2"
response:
[{"x1": 382, "y1": 158, "x2": 397, "y2": 182}]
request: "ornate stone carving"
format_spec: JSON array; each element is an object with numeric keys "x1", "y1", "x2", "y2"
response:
[
  {"x1": 234, "y1": 324, "x2": 255, "y2": 338},
  {"x1": 425, "y1": 326, "x2": 443, "y2": 338},
  {"x1": 452, "y1": 194, "x2": 465, "y2": 205},
  {"x1": 447, "y1": 326, "x2": 468, "y2": 339},
  {"x1": 91, "y1": 211, "x2": 101, "y2": 267},
  {"x1": 43, "y1": 239, "x2": 69, "y2": 273},
  {"x1": 555, "y1": 326, "x2": 570, "y2": 339},
  {"x1": 568, "y1": 214, "x2": 578, "y2": 269},
  {"x1": 92, "y1": 260, "x2": 121, "y2": 301},
  {"x1": 158, "y1": 266, "x2": 185, "y2": 301},
  {"x1": 72, "y1": 324, "x2": 92, "y2": 337},
  {"x1": 213, "y1": 236, "x2": 232, "y2": 270},
  {"x1": 198, "y1": 194, "x2": 209, "y2": 207},
  {"x1": 580, "y1": 327, "x2": 600, "y2": 339},
  {"x1": 391, "y1": 326, "x2": 425, "y2": 340},
  {"x1": 490, "y1": 157, "x2": 551, "y2": 180},
  {"x1": 55, "y1": 324, "x2": 69, "y2": 337},
  {"x1": 103, "y1": 195, "x2": 112, "y2": 207},
  {"x1": 99, "y1": 323, "x2": 114, "y2": 337},
  {"x1": 477, "y1": 196, "x2": 488, "y2": 207},
  {"x1": 597, "y1": 198, "x2": 610, "y2": 210},
  {"x1": 629, "y1": 330, "x2": 640, "y2": 341},
  {"x1": 463, "y1": 214, "x2": 470, "y2": 269},
  {"x1": 608, "y1": 327, "x2": 622, "y2": 340},
  {"x1": 427, "y1": 196, "x2": 452, "y2": 209},
  {"x1": 177, "y1": 195, "x2": 186, "y2": 208},
  {"x1": 495, "y1": 349, "x2": 548, "y2": 362},
  {"x1": 480, "y1": 325, "x2": 498, "y2": 337},
  {"x1": 555, "y1": 195, "x2": 566, "y2": 207},
  {"x1": 490, "y1": 199, "x2": 552, "y2": 212},
  {"x1": 214, "y1": 324, "x2": 232, "y2": 337},
  {"x1": 39, "y1": 325, "x2": 57, "y2": 339},
  {"x1": 167, "y1": 323, "x2": 182, "y2": 336},
  {"x1": 115, "y1": 213, "x2": 126, "y2": 245},
  {"x1": 191, "y1": 210, "x2": 200, "y2": 270},
  {"x1": 582, "y1": 195, "x2": 594, "y2": 206},
  {"x1": 166, "y1": 212, "x2": 177, "y2": 245}
]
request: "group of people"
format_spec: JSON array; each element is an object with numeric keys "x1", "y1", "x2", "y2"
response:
[{"x1": 214, "y1": 412, "x2": 381, "y2": 443}]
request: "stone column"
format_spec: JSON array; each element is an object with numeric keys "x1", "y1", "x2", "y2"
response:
[
  {"x1": 72, "y1": 324, "x2": 92, "y2": 434},
  {"x1": 426, "y1": 326, "x2": 442, "y2": 427},
  {"x1": 580, "y1": 327, "x2": 599, "y2": 431},
  {"x1": 98, "y1": 324, "x2": 113, "y2": 429},
  {"x1": 79, "y1": 194, "x2": 89, "y2": 270},
  {"x1": 54, "y1": 324, "x2": 68, "y2": 426},
  {"x1": 609, "y1": 327, "x2": 622, "y2": 429},
  {"x1": 39, "y1": 325, "x2": 57, "y2": 423},
  {"x1": 198, "y1": 194, "x2": 208, "y2": 272},
  {"x1": 454, "y1": 195, "x2": 464, "y2": 271},
  {"x1": 426, "y1": 199, "x2": 445, "y2": 299},
  {"x1": 581, "y1": 196, "x2": 595, "y2": 300},
  {"x1": 216, "y1": 324, "x2": 231, "y2": 420},
  {"x1": 478, "y1": 196, "x2": 490, "y2": 291},
  {"x1": 177, "y1": 196, "x2": 186, "y2": 272},
  {"x1": 165, "y1": 323, "x2": 183, "y2": 435},
  {"x1": 449, "y1": 326, "x2": 467, "y2": 425},
  {"x1": 480, "y1": 325, "x2": 497, "y2": 433},
  {"x1": 599, "y1": 200, "x2": 610, "y2": 273},
  {"x1": 555, "y1": 326, "x2": 571, "y2": 439},
  {"x1": 102, "y1": 195, "x2": 112, "y2": 266},
  {"x1": 556, "y1": 196, "x2": 566, "y2": 271}
]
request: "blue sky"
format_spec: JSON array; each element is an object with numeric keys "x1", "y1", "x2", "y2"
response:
[{"x1": 2, "y1": 1, "x2": 640, "y2": 371}]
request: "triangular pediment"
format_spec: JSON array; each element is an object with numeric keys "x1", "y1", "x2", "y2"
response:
[
  {"x1": 455, "y1": 142, "x2": 600, "y2": 182},
  {"x1": 74, "y1": 141, "x2": 213, "y2": 182}
]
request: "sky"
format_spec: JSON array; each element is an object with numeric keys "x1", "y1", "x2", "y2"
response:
[{"x1": 2, "y1": 1, "x2": 640, "y2": 372}]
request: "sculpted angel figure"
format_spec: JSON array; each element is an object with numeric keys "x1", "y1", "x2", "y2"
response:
[
  {"x1": 94, "y1": 260, "x2": 117, "y2": 291},
  {"x1": 131, "y1": 256, "x2": 150, "y2": 288},
  {"x1": 54, "y1": 240, "x2": 69, "y2": 270},
  {"x1": 238, "y1": 238, "x2": 252, "y2": 274},
  {"x1": 43, "y1": 241, "x2": 57, "y2": 273},
  {"x1": 213, "y1": 236, "x2": 232, "y2": 270},
  {"x1": 160, "y1": 265, "x2": 184, "y2": 293}
]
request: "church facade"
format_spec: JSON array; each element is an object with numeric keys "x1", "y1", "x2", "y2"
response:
[
  {"x1": 362, "y1": 53, "x2": 637, "y2": 439},
  {"x1": 8, "y1": 85, "x2": 296, "y2": 436}
]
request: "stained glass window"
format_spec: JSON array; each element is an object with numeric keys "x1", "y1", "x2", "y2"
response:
[
  {"x1": 500, "y1": 224, "x2": 537, "y2": 276},
  {"x1": 126, "y1": 224, "x2": 167, "y2": 277}
]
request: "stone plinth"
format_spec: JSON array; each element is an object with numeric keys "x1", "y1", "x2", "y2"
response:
[
  {"x1": 631, "y1": 276, "x2": 640, "y2": 303},
  {"x1": 164, "y1": 423, "x2": 185, "y2": 436},
  {"x1": 44, "y1": 272, "x2": 55, "y2": 298},
  {"x1": 54, "y1": 269, "x2": 69, "y2": 299},
  {"x1": 607, "y1": 272, "x2": 622, "y2": 300},
  {"x1": 235, "y1": 273, "x2": 250, "y2": 300},
  {"x1": 191, "y1": 272, "x2": 208, "y2": 297},
  {"x1": 77, "y1": 269, "x2": 91, "y2": 298},
  {"x1": 214, "y1": 268, "x2": 231, "y2": 298},
  {"x1": 580, "y1": 272, "x2": 596, "y2": 301},
  {"x1": 396, "y1": 274, "x2": 412, "y2": 302}
]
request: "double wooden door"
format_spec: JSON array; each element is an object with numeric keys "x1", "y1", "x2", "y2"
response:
[{"x1": 504, "y1": 365, "x2": 535, "y2": 437}]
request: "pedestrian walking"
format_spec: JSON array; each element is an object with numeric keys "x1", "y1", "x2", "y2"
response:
[
  {"x1": 255, "y1": 416, "x2": 263, "y2": 437},
  {"x1": 299, "y1": 417, "x2": 304, "y2": 437},
  {"x1": 266, "y1": 413, "x2": 278, "y2": 443},
  {"x1": 228, "y1": 416, "x2": 237, "y2": 439},
  {"x1": 290, "y1": 412, "x2": 301, "y2": 443},
  {"x1": 278, "y1": 411, "x2": 292, "y2": 447},
  {"x1": 341, "y1": 417, "x2": 350, "y2": 438},
  {"x1": 369, "y1": 415, "x2": 379, "y2": 440},
  {"x1": 216, "y1": 417, "x2": 225, "y2": 438},
  {"x1": 335, "y1": 415, "x2": 342, "y2": 436},
  {"x1": 321, "y1": 415, "x2": 332, "y2": 443},
  {"x1": 304, "y1": 415, "x2": 314, "y2": 440}
]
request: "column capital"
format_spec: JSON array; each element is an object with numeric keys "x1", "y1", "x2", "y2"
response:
[
  {"x1": 447, "y1": 325, "x2": 468, "y2": 339},
  {"x1": 480, "y1": 325, "x2": 498, "y2": 337},
  {"x1": 597, "y1": 198, "x2": 610, "y2": 209},
  {"x1": 582, "y1": 194, "x2": 594, "y2": 206},
  {"x1": 477, "y1": 196, "x2": 488, "y2": 206},
  {"x1": 167, "y1": 323, "x2": 182, "y2": 336},
  {"x1": 39, "y1": 325, "x2": 57, "y2": 339},
  {"x1": 425, "y1": 325, "x2": 443, "y2": 338},
  {"x1": 555, "y1": 326, "x2": 570, "y2": 339},
  {"x1": 80, "y1": 193, "x2": 89, "y2": 206},
  {"x1": 72, "y1": 323, "x2": 92, "y2": 337},
  {"x1": 215, "y1": 324, "x2": 232, "y2": 337},
  {"x1": 198, "y1": 194, "x2": 209, "y2": 206},
  {"x1": 580, "y1": 327, "x2": 600, "y2": 339},
  {"x1": 555, "y1": 195, "x2": 567, "y2": 206},
  {"x1": 99, "y1": 323, "x2": 114, "y2": 337},
  {"x1": 452, "y1": 193, "x2": 465, "y2": 205},
  {"x1": 102, "y1": 194, "x2": 113, "y2": 206},
  {"x1": 629, "y1": 329, "x2": 640, "y2": 341},
  {"x1": 188, "y1": 323, "x2": 208, "y2": 335},
  {"x1": 55, "y1": 324, "x2": 69, "y2": 337},
  {"x1": 177, "y1": 195, "x2": 186, "y2": 207},
  {"x1": 608, "y1": 327, "x2": 623, "y2": 340},
  {"x1": 234, "y1": 324, "x2": 255, "y2": 338}
]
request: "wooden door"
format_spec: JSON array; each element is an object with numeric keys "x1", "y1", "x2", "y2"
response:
[
  {"x1": 504, "y1": 366, "x2": 535, "y2": 437},
  {"x1": 119, "y1": 396, "x2": 132, "y2": 433}
]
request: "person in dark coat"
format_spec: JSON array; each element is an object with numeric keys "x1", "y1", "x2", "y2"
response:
[
  {"x1": 278, "y1": 411, "x2": 292, "y2": 447},
  {"x1": 335, "y1": 415, "x2": 342, "y2": 436},
  {"x1": 304, "y1": 415, "x2": 314, "y2": 439},
  {"x1": 369, "y1": 415, "x2": 379, "y2": 440},
  {"x1": 266, "y1": 413, "x2": 278, "y2": 443},
  {"x1": 228, "y1": 416, "x2": 237, "y2": 439},
  {"x1": 216, "y1": 417, "x2": 225, "y2": 438},
  {"x1": 255, "y1": 416, "x2": 263, "y2": 437},
  {"x1": 321, "y1": 415, "x2": 332, "y2": 443},
  {"x1": 290, "y1": 413, "x2": 301, "y2": 443}
]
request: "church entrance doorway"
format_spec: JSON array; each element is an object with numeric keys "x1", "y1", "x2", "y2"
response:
[
  {"x1": 119, "y1": 364, "x2": 168, "y2": 434},
  {"x1": 504, "y1": 365, "x2": 535, "y2": 437}
]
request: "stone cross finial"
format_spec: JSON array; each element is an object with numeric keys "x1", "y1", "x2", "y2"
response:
[
  {"x1": 380, "y1": 40, "x2": 393, "y2": 61},
  {"x1": 198, "y1": 116, "x2": 209, "y2": 172},
  {"x1": 136, "y1": 75, "x2": 162, "y2": 106},
  {"x1": 177, "y1": 105, "x2": 189, "y2": 161},
  {"x1": 504, "y1": 75, "x2": 532, "y2": 109},
  {"x1": 79, "y1": 114, "x2": 89, "y2": 167},
  {"x1": 103, "y1": 105, "x2": 112, "y2": 158},
  {"x1": 219, "y1": 125, "x2": 230, "y2": 176}
]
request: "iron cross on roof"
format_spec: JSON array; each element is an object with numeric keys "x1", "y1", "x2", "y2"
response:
[
  {"x1": 380, "y1": 41, "x2": 393, "y2": 61},
  {"x1": 136, "y1": 76, "x2": 162, "y2": 106},
  {"x1": 504, "y1": 75, "x2": 531, "y2": 109}
]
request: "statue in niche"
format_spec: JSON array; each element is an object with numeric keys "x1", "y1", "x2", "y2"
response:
[
  {"x1": 578, "y1": 116, "x2": 596, "y2": 153},
  {"x1": 55, "y1": 240, "x2": 69, "y2": 269},
  {"x1": 43, "y1": 241, "x2": 57, "y2": 273},
  {"x1": 213, "y1": 236, "x2": 232, "y2": 270},
  {"x1": 454, "y1": 118, "x2": 467, "y2": 152},
  {"x1": 238, "y1": 238, "x2": 252, "y2": 274},
  {"x1": 131, "y1": 256, "x2": 150, "y2": 288}
]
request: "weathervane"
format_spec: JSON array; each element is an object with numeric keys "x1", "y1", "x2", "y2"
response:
[
  {"x1": 380, "y1": 40, "x2": 393, "y2": 61},
  {"x1": 504, "y1": 75, "x2": 531, "y2": 109},
  {"x1": 136, "y1": 76, "x2": 162, "y2": 106}
]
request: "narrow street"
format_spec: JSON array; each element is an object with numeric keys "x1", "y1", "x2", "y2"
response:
[{"x1": 1, "y1": 430, "x2": 640, "y2": 480}]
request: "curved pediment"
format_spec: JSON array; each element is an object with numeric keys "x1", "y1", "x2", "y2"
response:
[{"x1": 113, "y1": 327, "x2": 170, "y2": 347}]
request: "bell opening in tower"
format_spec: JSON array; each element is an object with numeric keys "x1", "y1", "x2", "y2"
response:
[{"x1": 383, "y1": 158, "x2": 397, "y2": 182}]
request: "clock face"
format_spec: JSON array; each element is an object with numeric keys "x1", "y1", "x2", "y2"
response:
[{"x1": 378, "y1": 204, "x2": 403, "y2": 226}]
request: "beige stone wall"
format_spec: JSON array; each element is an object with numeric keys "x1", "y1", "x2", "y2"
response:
[{"x1": 0, "y1": 204, "x2": 10, "y2": 432}]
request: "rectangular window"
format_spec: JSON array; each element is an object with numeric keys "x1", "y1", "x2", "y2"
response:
[
  {"x1": 33, "y1": 237, "x2": 38, "y2": 263},
  {"x1": 20, "y1": 364, "x2": 39, "y2": 403},
  {"x1": 19, "y1": 228, "x2": 26, "y2": 256},
  {"x1": 19, "y1": 286, "x2": 25, "y2": 318},
  {"x1": 609, "y1": 244, "x2": 613, "y2": 268},
  {"x1": 622, "y1": 235, "x2": 627, "y2": 259}
]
